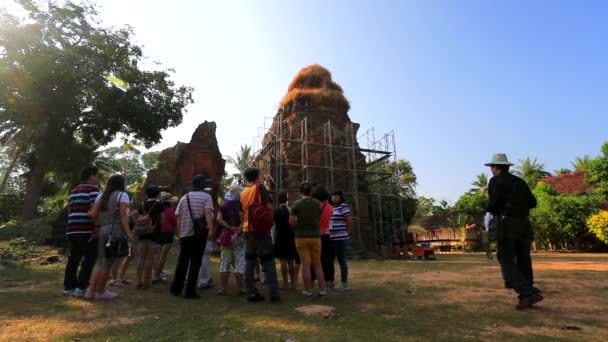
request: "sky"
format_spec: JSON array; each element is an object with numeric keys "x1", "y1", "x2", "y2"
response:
[{"x1": 9, "y1": 0, "x2": 608, "y2": 202}]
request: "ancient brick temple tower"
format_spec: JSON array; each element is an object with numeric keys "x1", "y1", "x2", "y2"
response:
[
  {"x1": 146, "y1": 121, "x2": 225, "y2": 205},
  {"x1": 256, "y1": 65, "x2": 375, "y2": 255}
]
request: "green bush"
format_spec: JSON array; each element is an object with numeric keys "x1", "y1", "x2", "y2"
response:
[
  {"x1": 0, "y1": 217, "x2": 55, "y2": 244},
  {"x1": 0, "y1": 192, "x2": 24, "y2": 223}
]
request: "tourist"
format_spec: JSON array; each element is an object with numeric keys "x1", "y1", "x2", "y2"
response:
[
  {"x1": 63, "y1": 166, "x2": 100, "y2": 297},
  {"x1": 216, "y1": 183, "x2": 246, "y2": 295},
  {"x1": 329, "y1": 190, "x2": 352, "y2": 291},
  {"x1": 197, "y1": 177, "x2": 215, "y2": 289},
  {"x1": 240, "y1": 167, "x2": 280, "y2": 303},
  {"x1": 136, "y1": 185, "x2": 164, "y2": 290},
  {"x1": 110, "y1": 195, "x2": 136, "y2": 286},
  {"x1": 290, "y1": 182, "x2": 327, "y2": 297},
  {"x1": 86, "y1": 175, "x2": 133, "y2": 300},
  {"x1": 109, "y1": 204, "x2": 138, "y2": 286},
  {"x1": 273, "y1": 191, "x2": 300, "y2": 289},
  {"x1": 485, "y1": 153, "x2": 542, "y2": 310},
  {"x1": 152, "y1": 192, "x2": 178, "y2": 283},
  {"x1": 171, "y1": 174, "x2": 215, "y2": 298},
  {"x1": 312, "y1": 185, "x2": 334, "y2": 289}
]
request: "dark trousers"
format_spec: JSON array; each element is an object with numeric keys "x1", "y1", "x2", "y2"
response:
[
  {"x1": 171, "y1": 234, "x2": 204, "y2": 296},
  {"x1": 312, "y1": 234, "x2": 334, "y2": 282},
  {"x1": 244, "y1": 232, "x2": 279, "y2": 298},
  {"x1": 332, "y1": 239, "x2": 349, "y2": 284},
  {"x1": 497, "y1": 217, "x2": 536, "y2": 298},
  {"x1": 63, "y1": 234, "x2": 97, "y2": 291}
]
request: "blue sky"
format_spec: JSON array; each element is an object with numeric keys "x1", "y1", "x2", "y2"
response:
[{"x1": 30, "y1": 0, "x2": 608, "y2": 201}]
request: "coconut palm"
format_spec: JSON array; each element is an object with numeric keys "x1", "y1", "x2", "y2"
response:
[
  {"x1": 449, "y1": 213, "x2": 469, "y2": 252},
  {"x1": 226, "y1": 145, "x2": 255, "y2": 182},
  {"x1": 513, "y1": 157, "x2": 551, "y2": 187},
  {"x1": 469, "y1": 173, "x2": 489, "y2": 194},
  {"x1": 571, "y1": 155, "x2": 593, "y2": 171}
]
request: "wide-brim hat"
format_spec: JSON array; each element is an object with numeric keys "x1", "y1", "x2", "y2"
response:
[
  {"x1": 160, "y1": 192, "x2": 178, "y2": 203},
  {"x1": 484, "y1": 153, "x2": 514, "y2": 166},
  {"x1": 228, "y1": 182, "x2": 241, "y2": 196}
]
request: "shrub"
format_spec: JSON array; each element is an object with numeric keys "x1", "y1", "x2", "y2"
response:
[
  {"x1": 587, "y1": 211, "x2": 608, "y2": 244},
  {"x1": 0, "y1": 192, "x2": 24, "y2": 223},
  {"x1": 0, "y1": 217, "x2": 55, "y2": 244}
]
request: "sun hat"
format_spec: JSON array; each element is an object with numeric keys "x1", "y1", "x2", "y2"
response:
[
  {"x1": 160, "y1": 192, "x2": 178, "y2": 203},
  {"x1": 484, "y1": 153, "x2": 514, "y2": 166}
]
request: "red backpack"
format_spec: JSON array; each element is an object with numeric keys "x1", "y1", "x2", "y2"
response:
[{"x1": 249, "y1": 185, "x2": 274, "y2": 236}]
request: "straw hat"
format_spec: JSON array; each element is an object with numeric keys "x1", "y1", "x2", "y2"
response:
[
  {"x1": 160, "y1": 192, "x2": 178, "y2": 203},
  {"x1": 484, "y1": 153, "x2": 514, "y2": 166}
]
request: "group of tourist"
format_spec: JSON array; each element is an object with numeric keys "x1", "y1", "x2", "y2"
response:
[{"x1": 62, "y1": 166, "x2": 353, "y2": 302}]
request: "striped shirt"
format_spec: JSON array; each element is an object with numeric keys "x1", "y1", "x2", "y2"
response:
[
  {"x1": 175, "y1": 191, "x2": 213, "y2": 238},
  {"x1": 329, "y1": 203, "x2": 352, "y2": 241},
  {"x1": 67, "y1": 183, "x2": 100, "y2": 235}
]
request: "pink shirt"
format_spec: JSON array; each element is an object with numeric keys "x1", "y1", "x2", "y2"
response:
[{"x1": 319, "y1": 201, "x2": 333, "y2": 235}]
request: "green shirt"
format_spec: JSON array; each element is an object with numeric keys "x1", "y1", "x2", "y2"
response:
[{"x1": 291, "y1": 197, "x2": 321, "y2": 239}]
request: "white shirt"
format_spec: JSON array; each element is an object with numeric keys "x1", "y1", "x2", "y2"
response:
[{"x1": 175, "y1": 191, "x2": 214, "y2": 238}]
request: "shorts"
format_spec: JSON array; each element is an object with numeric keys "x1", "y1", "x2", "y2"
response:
[
  {"x1": 97, "y1": 224, "x2": 125, "y2": 268},
  {"x1": 220, "y1": 243, "x2": 245, "y2": 274},
  {"x1": 138, "y1": 239, "x2": 160, "y2": 252},
  {"x1": 296, "y1": 238, "x2": 321, "y2": 265}
]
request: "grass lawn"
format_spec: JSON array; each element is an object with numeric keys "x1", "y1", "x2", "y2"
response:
[{"x1": 1, "y1": 247, "x2": 607, "y2": 342}]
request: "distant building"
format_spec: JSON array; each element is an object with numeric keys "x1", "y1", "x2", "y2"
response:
[{"x1": 538, "y1": 170, "x2": 591, "y2": 195}]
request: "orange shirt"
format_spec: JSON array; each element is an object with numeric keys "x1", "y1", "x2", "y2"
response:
[{"x1": 240, "y1": 184, "x2": 258, "y2": 233}]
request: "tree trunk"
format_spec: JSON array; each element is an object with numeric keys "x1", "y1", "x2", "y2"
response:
[
  {"x1": 21, "y1": 152, "x2": 49, "y2": 221},
  {"x1": 0, "y1": 146, "x2": 22, "y2": 193}
]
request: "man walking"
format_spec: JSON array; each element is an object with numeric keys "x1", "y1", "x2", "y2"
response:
[
  {"x1": 485, "y1": 153, "x2": 543, "y2": 310},
  {"x1": 63, "y1": 166, "x2": 100, "y2": 297},
  {"x1": 240, "y1": 168, "x2": 280, "y2": 303}
]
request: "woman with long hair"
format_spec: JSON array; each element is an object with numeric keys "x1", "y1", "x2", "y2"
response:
[{"x1": 87, "y1": 175, "x2": 133, "y2": 299}]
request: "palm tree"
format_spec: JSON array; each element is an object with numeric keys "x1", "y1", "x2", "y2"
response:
[
  {"x1": 513, "y1": 157, "x2": 551, "y2": 187},
  {"x1": 449, "y1": 213, "x2": 469, "y2": 252},
  {"x1": 554, "y1": 168, "x2": 572, "y2": 175},
  {"x1": 226, "y1": 145, "x2": 255, "y2": 183},
  {"x1": 571, "y1": 155, "x2": 592, "y2": 171},
  {"x1": 469, "y1": 173, "x2": 489, "y2": 194}
]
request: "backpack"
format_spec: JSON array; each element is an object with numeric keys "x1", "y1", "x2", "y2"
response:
[
  {"x1": 249, "y1": 185, "x2": 274, "y2": 236},
  {"x1": 134, "y1": 201, "x2": 159, "y2": 237}
]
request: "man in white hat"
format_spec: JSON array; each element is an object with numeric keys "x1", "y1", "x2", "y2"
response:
[{"x1": 485, "y1": 153, "x2": 543, "y2": 310}]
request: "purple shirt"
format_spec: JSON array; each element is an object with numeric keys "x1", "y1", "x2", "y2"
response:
[{"x1": 219, "y1": 200, "x2": 242, "y2": 228}]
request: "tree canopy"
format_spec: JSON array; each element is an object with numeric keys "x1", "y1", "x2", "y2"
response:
[{"x1": 0, "y1": 1, "x2": 193, "y2": 219}]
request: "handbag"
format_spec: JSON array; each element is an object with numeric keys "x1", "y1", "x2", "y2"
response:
[
  {"x1": 105, "y1": 192, "x2": 130, "y2": 258},
  {"x1": 187, "y1": 194, "x2": 209, "y2": 239}
]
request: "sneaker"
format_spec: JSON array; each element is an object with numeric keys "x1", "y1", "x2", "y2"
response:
[
  {"x1": 73, "y1": 288, "x2": 87, "y2": 298},
  {"x1": 159, "y1": 271, "x2": 168, "y2": 280},
  {"x1": 217, "y1": 289, "x2": 227, "y2": 296},
  {"x1": 301, "y1": 290, "x2": 314, "y2": 297},
  {"x1": 516, "y1": 293, "x2": 544, "y2": 310},
  {"x1": 248, "y1": 293, "x2": 265, "y2": 303},
  {"x1": 120, "y1": 279, "x2": 133, "y2": 285},
  {"x1": 271, "y1": 296, "x2": 281, "y2": 303},
  {"x1": 62, "y1": 289, "x2": 75, "y2": 296},
  {"x1": 318, "y1": 290, "x2": 328, "y2": 297},
  {"x1": 151, "y1": 277, "x2": 163, "y2": 285},
  {"x1": 239, "y1": 288, "x2": 248, "y2": 295},
  {"x1": 95, "y1": 290, "x2": 118, "y2": 300},
  {"x1": 109, "y1": 279, "x2": 123, "y2": 287},
  {"x1": 334, "y1": 284, "x2": 352, "y2": 291}
]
